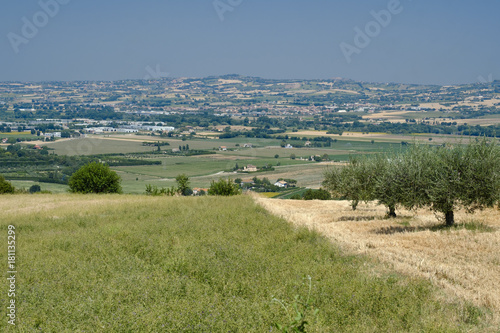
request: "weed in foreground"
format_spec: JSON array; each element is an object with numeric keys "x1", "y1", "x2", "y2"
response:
[{"x1": 272, "y1": 276, "x2": 319, "y2": 333}]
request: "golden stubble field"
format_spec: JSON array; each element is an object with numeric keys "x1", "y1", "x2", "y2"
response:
[{"x1": 256, "y1": 196, "x2": 500, "y2": 321}]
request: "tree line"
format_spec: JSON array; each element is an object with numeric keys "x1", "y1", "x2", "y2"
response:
[{"x1": 323, "y1": 139, "x2": 500, "y2": 226}]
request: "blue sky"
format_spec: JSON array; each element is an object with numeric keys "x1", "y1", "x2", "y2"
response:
[{"x1": 1, "y1": 0, "x2": 499, "y2": 84}]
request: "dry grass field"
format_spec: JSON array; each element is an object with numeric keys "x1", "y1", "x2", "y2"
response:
[{"x1": 256, "y1": 197, "x2": 500, "y2": 323}]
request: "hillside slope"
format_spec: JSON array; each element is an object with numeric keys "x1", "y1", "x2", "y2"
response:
[{"x1": 0, "y1": 194, "x2": 492, "y2": 331}]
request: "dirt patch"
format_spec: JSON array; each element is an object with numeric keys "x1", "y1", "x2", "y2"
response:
[{"x1": 256, "y1": 197, "x2": 500, "y2": 320}]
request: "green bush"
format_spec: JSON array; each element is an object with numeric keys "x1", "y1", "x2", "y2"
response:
[
  {"x1": 303, "y1": 189, "x2": 331, "y2": 200},
  {"x1": 0, "y1": 175, "x2": 15, "y2": 194},
  {"x1": 29, "y1": 184, "x2": 41, "y2": 194},
  {"x1": 69, "y1": 162, "x2": 122, "y2": 194},
  {"x1": 208, "y1": 178, "x2": 241, "y2": 196},
  {"x1": 145, "y1": 184, "x2": 177, "y2": 196}
]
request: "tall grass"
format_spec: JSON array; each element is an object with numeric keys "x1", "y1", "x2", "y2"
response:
[{"x1": 0, "y1": 194, "x2": 487, "y2": 331}]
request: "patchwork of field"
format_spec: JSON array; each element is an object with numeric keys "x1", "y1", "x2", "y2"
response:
[
  {"x1": 29, "y1": 134, "x2": 411, "y2": 194},
  {"x1": 113, "y1": 160, "x2": 331, "y2": 193},
  {"x1": 257, "y1": 197, "x2": 500, "y2": 324},
  {"x1": 28, "y1": 132, "x2": 494, "y2": 194}
]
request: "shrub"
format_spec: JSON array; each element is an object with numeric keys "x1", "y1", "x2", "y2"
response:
[
  {"x1": 303, "y1": 189, "x2": 331, "y2": 200},
  {"x1": 0, "y1": 176, "x2": 15, "y2": 194},
  {"x1": 208, "y1": 178, "x2": 241, "y2": 196},
  {"x1": 69, "y1": 162, "x2": 122, "y2": 194},
  {"x1": 29, "y1": 184, "x2": 41, "y2": 194},
  {"x1": 145, "y1": 184, "x2": 177, "y2": 196}
]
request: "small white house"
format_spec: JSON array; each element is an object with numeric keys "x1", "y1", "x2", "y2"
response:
[
  {"x1": 274, "y1": 180, "x2": 288, "y2": 188},
  {"x1": 44, "y1": 132, "x2": 61, "y2": 138}
]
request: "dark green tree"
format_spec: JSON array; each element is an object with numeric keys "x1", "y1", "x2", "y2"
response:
[
  {"x1": 68, "y1": 162, "x2": 122, "y2": 194},
  {"x1": 175, "y1": 174, "x2": 191, "y2": 196},
  {"x1": 0, "y1": 176, "x2": 15, "y2": 194},
  {"x1": 29, "y1": 184, "x2": 41, "y2": 194}
]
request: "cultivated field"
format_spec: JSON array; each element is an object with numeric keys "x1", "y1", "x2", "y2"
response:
[
  {"x1": 257, "y1": 197, "x2": 500, "y2": 327},
  {"x1": 42, "y1": 137, "x2": 154, "y2": 155}
]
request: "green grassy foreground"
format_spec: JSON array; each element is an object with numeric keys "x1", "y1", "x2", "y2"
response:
[{"x1": 0, "y1": 194, "x2": 488, "y2": 332}]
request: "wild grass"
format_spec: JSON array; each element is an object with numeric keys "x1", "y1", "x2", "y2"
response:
[{"x1": 0, "y1": 194, "x2": 488, "y2": 331}]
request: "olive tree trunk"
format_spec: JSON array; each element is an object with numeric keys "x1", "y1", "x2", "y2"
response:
[
  {"x1": 387, "y1": 206, "x2": 396, "y2": 218},
  {"x1": 445, "y1": 211, "x2": 454, "y2": 226}
]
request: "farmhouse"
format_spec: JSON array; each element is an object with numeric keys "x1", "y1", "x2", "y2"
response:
[
  {"x1": 219, "y1": 146, "x2": 227, "y2": 151},
  {"x1": 274, "y1": 180, "x2": 288, "y2": 188},
  {"x1": 192, "y1": 188, "x2": 208, "y2": 196},
  {"x1": 243, "y1": 143, "x2": 253, "y2": 148},
  {"x1": 243, "y1": 165, "x2": 258, "y2": 172}
]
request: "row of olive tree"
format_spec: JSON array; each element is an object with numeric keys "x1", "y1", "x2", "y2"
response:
[{"x1": 323, "y1": 139, "x2": 500, "y2": 226}]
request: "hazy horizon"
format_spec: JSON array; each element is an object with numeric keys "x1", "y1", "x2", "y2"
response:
[{"x1": 1, "y1": 0, "x2": 499, "y2": 85}]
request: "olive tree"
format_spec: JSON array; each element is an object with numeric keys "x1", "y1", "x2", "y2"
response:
[
  {"x1": 323, "y1": 138, "x2": 500, "y2": 226},
  {"x1": 69, "y1": 162, "x2": 122, "y2": 194},
  {"x1": 420, "y1": 139, "x2": 500, "y2": 226},
  {"x1": 323, "y1": 156, "x2": 379, "y2": 210},
  {"x1": 393, "y1": 139, "x2": 499, "y2": 226},
  {"x1": 372, "y1": 155, "x2": 403, "y2": 218}
]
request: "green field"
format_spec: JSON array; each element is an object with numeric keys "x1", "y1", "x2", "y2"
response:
[
  {"x1": 0, "y1": 194, "x2": 487, "y2": 331},
  {"x1": 0, "y1": 132, "x2": 39, "y2": 140},
  {"x1": 43, "y1": 138, "x2": 155, "y2": 155},
  {"x1": 7, "y1": 180, "x2": 69, "y2": 193}
]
